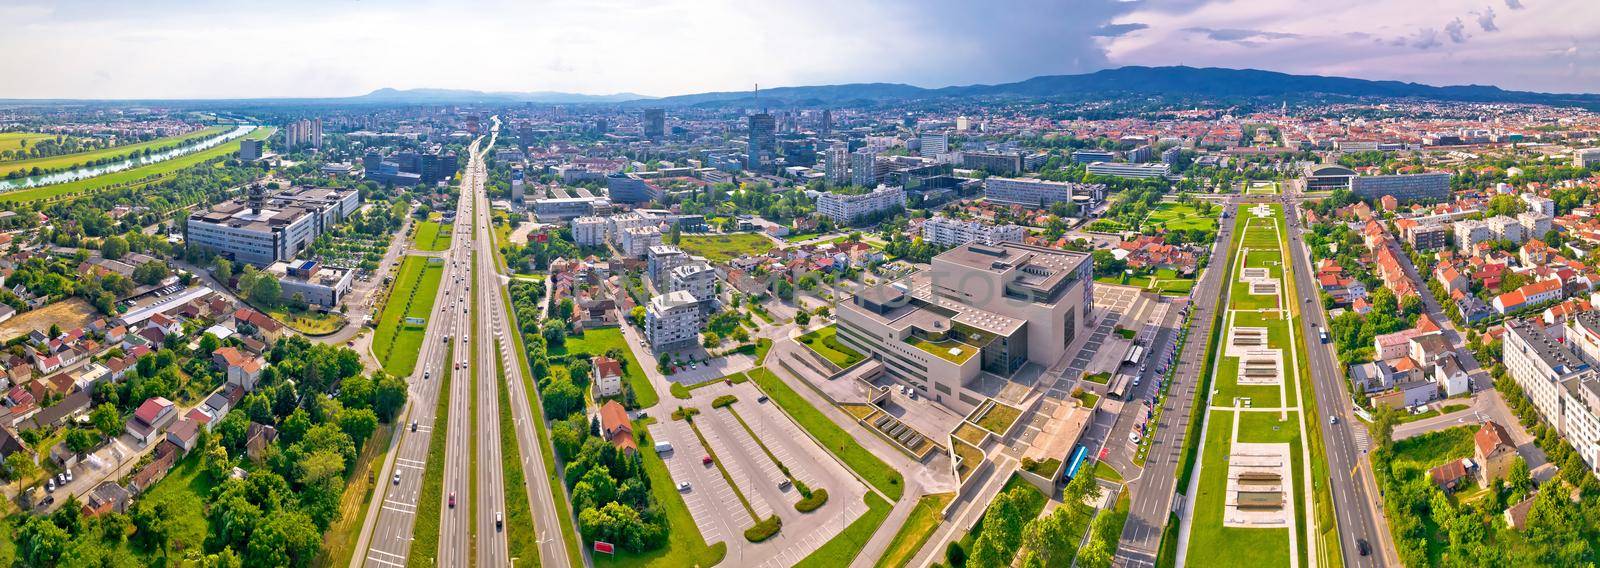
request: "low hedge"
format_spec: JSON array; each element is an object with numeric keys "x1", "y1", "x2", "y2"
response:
[
  {"x1": 712, "y1": 394, "x2": 739, "y2": 408},
  {"x1": 670, "y1": 383, "x2": 691, "y2": 399},
  {"x1": 795, "y1": 488, "x2": 829, "y2": 512},
  {"x1": 744, "y1": 515, "x2": 782, "y2": 542}
]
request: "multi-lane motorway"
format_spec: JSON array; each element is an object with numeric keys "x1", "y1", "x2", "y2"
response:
[{"x1": 356, "y1": 137, "x2": 483, "y2": 568}]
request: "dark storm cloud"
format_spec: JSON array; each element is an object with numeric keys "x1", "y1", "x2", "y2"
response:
[
  {"x1": 890, "y1": 0, "x2": 1139, "y2": 84},
  {"x1": 1092, "y1": 23, "x2": 1149, "y2": 37}
]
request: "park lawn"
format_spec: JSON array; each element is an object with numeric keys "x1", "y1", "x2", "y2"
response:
[
  {"x1": 554, "y1": 327, "x2": 659, "y2": 408},
  {"x1": 413, "y1": 221, "x2": 453, "y2": 252},
  {"x1": 1094, "y1": 460, "x2": 1124, "y2": 483},
  {"x1": 875, "y1": 493, "x2": 955, "y2": 568},
  {"x1": 1187, "y1": 409, "x2": 1293, "y2": 568},
  {"x1": 798, "y1": 326, "x2": 865, "y2": 368},
  {"x1": 596, "y1": 422, "x2": 729, "y2": 568},
  {"x1": 747, "y1": 367, "x2": 904, "y2": 500},
  {"x1": 0, "y1": 126, "x2": 271, "y2": 204},
  {"x1": 1236, "y1": 410, "x2": 1300, "y2": 444},
  {"x1": 794, "y1": 493, "x2": 892, "y2": 568},
  {"x1": 373, "y1": 256, "x2": 444, "y2": 377},
  {"x1": 678, "y1": 233, "x2": 775, "y2": 263},
  {"x1": 1147, "y1": 202, "x2": 1219, "y2": 233},
  {"x1": 0, "y1": 124, "x2": 231, "y2": 177}
]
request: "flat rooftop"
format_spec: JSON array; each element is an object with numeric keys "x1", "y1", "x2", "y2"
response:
[{"x1": 934, "y1": 241, "x2": 1088, "y2": 297}]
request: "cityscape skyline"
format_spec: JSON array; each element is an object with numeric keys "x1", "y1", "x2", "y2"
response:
[{"x1": 1, "y1": 0, "x2": 1596, "y2": 99}]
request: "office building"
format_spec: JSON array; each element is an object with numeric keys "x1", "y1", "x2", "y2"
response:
[
  {"x1": 644, "y1": 108, "x2": 665, "y2": 140},
  {"x1": 1072, "y1": 149, "x2": 1114, "y2": 164},
  {"x1": 835, "y1": 242, "x2": 1093, "y2": 412},
  {"x1": 418, "y1": 152, "x2": 458, "y2": 185},
  {"x1": 1303, "y1": 164, "x2": 1358, "y2": 192},
  {"x1": 186, "y1": 198, "x2": 315, "y2": 266},
  {"x1": 1575, "y1": 148, "x2": 1600, "y2": 168},
  {"x1": 533, "y1": 197, "x2": 611, "y2": 222},
  {"x1": 1351, "y1": 172, "x2": 1451, "y2": 203},
  {"x1": 850, "y1": 149, "x2": 879, "y2": 187},
  {"x1": 1086, "y1": 162, "x2": 1171, "y2": 179},
  {"x1": 819, "y1": 109, "x2": 833, "y2": 135},
  {"x1": 961, "y1": 151, "x2": 1023, "y2": 176},
  {"x1": 825, "y1": 143, "x2": 850, "y2": 185},
  {"x1": 647, "y1": 246, "x2": 688, "y2": 284},
  {"x1": 816, "y1": 185, "x2": 906, "y2": 224},
  {"x1": 1128, "y1": 145, "x2": 1153, "y2": 163},
  {"x1": 571, "y1": 216, "x2": 607, "y2": 247},
  {"x1": 1162, "y1": 146, "x2": 1182, "y2": 166},
  {"x1": 983, "y1": 177, "x2": 1104, "y2": 209},
  {"x1": 667, "y1": 262, "x2": 717, "y2": 307},
  {"x1": 920, "y1": 133, "x2": 949, "y2": 157},
  {"x1": 646, "y1": 291, "x2": 701, "y2": 351},
  {"x1": 956, "y1": 116, "x2": 971, "y2": 132},
  {"x1": 922, "y1": 216, "x2": 1026, "y2": 248},
  {"x1": 619, "y1": 226, "x2": 663, "y2": 258},
  {"x1": 606, "y1": 172, "x2": 661, "y2": 204},
  {"x1": 266, "y1": 260, "x2": 353, "y2": 307},
  {"x1": 747, "y1": 113, "x2": 776, "y2": 172},
  {"x1": 239, "y1": 139, "x2": 264, "y2": 162}
]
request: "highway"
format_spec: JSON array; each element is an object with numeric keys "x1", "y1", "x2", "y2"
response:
[
  {"x1": 1114, "y1": 200, "x2": 1239, "y2": 568},
  {"x1": 355, "y1": 141, "x2": 481, "y2": 567},
  {"x1": 1282, "y1": 195, "x2": 1393, "y2": 567}
]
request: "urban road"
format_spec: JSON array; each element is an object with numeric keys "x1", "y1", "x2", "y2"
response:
[
  {"x1": 354, "y1": 137, "x2": 482, "y2": 568},
  {"x1": 1114, "y1": 200, "x2": 1239, "y2": 568}
]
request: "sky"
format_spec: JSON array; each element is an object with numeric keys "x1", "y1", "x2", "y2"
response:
[{"x1": 1, "y1": 0, "x2": 1596, "y2": 99}]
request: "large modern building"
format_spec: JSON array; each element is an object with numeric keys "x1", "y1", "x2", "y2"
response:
[
  {"x1": 281, "y1": 118, "x2": 323, "y2": 150},
  {"x1": 619, "y1": 226, "x2": 663, "y2": 258},
  {"x1": 266, "y1": 260, "x2": 353, "y2": 307},
  {"x1": 533, "y1": 197, "x2": 612, "y2": 222},
  {"x1": 1086, "y1": 162, "x2": 1171, "y2": 179},
  {"x1": 1303, "y1": 164, "x2": 1358, "y2": 192},
  {"x1": 824, "y1": 143, "x2": 850, "y2": 185},
  {"x1": 647, "y1": 246, "x2": 688, "y2": 284},
  {"x1": 919, "y1": 133, "x2": 949, "y2": 158},
  {"x1": 646, "y1": 291, "x2": 701, "y2": 351},
  {"x1": 961, "y1": 151, "x2": 1024, "y2": 176},
  {"x1": 816, "y1": 185, "x2": 906, "y2": 223},
  {"x1": 1506, "y1": 316, "x2": 1600, "y2": 473},
  {"x1": 747, "y1": 113, "x2": 776, "y2": 172},
  {"x1": 1071, "y1": 149, "x2": 1114, "y2": 164},
  {"x1": 667, "y1": 262, "x2": 717, "y2": 308},
  {"x1": 1352, "y1": 172, "x2": 1451, "y2": 203},
  {"x1": 643, "y1": 108, "x2": 665, "y2": 140},
  {"x1": 835, "y1": 242, "x2": 1094, "y2": 412},
  {"x1": 1575, "y1": 148, "x2": 1600, "y2": 168},
  {"x1": 239, "y1": 139, "x2": 264, "y2": 162},
  {"x1": 850, "y1": 149, "x2": 879, "y2": 188},
  {"x1": 983, "y1": 177, "x2": 1104, "y2": 209},
  {"x1": 185, "y1": 187, "x2": 359, "y2": 266},
  {"x1": 921, "y1": 216, "x2": 1026, "y2": 248},
  {"x1": 606, "y1": 173, "x2": 661, "y2": 204}
]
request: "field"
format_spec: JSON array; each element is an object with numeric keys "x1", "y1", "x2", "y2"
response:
[
  {"x1": 0, "y1": 297, "x2": 97, "y2": 342},
  {"x1": 0, "y1": 132, "x2": 58, "y2": 153},
  {"x1": 120, "y1": 453, "x2": 213, "y2": 559},
  {"x1": 1183, "y1": 203, "x2": 1326, "y2": 568},
  {"x1": 875, "y1": 493, "x2": 955, "y2": 568},
  {"x1": 747, "y1": 367, "x2": 904, "y2": 500},
  {"x1": 677, "y1": 233, "x2": 775, "y2": 263},
  {"x1": 1147, "y1": 202, "x2": 1220, "y2": 233},
  {"x1": 0, "y1": 124, "x2": 231, "y2": 178},
  {"x1": 0, "y1": 126, "x2": 273, "y2": 204},
  {"x1": 551, "y1": 327, "x2": 660, "y2": 408},
  {"x1": 412, "y1": 220, "x2": 452, "y2": 252},
  {"x1": 798, "y1": 326, "x2": 865, "y2": 368},
  {"x1": 372, "y1": 256, "x2": 445, "y2": 377}
]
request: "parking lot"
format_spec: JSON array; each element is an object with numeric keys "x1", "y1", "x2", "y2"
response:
[{"x1": 651, "y1": 380, "x2": 870, "y2": 566}]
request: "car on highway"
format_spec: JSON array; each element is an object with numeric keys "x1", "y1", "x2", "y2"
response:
[
  {"x1": 1357, "y1": 539, "x2": 1371, "y2": 556},
  {"x1": 449, "y1": 492, "x2": 456, "y2": 508},
  {"x1": 1330, "y1": 416, "x2": 1339, "y2": 425},
  {"x1": 496, "y1": 512, "x2": 503, "y2": 530},
  {"x1": 392, "y1": 472, "x2": 401, "y2": 485},
  {"x1": 411, "y1": 421, "x2": 418, "y2": 432}
]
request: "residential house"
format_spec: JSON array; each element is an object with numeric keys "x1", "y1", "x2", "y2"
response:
[
  {"x1": 1474, "y1": 421, "x2": 1518, "y2": 488},
  {"x1": 1429, "y1": 458, "x2": 1474, "y2": 493},
  {"x1": 127, "y1": 441, "x2": 181, "y2": 494},
  {"x1": 592, "y1": 356, "x2": 624, "y2": 399},
  {"x1": 81, "y1": 482, "x2": 131, "y2": 517},
  {"x1": 167, "y1": 419, "x2": 202, "y2": 452},
  {"x1": 598, "y1": 400, "x2": 636, "y2": 453},
  {"x1": 125, "y1": 396, "x2": 177, "y2": 445}
]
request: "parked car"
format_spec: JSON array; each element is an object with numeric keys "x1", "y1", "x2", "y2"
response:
[
  {"x1": 702, "y1": 455, "x2": 713, "y2": 465},
  {"x1": 677, "y1": 482, "x2": 691, "y2": 492}
]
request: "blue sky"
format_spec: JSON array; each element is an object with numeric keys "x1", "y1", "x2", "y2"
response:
[{"x1": 1, "y1": 0, "x2": 1595, "y2": 98}]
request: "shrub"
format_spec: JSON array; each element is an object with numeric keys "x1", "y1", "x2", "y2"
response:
[
  {"x1": 712, "y1": 395, "x2": 738, "y2": 409},
  {"x1": 795, "y1": 488, "x2": 829, "y2": 512},
  {"x1": 946, "y1": 541, "x2": 967, "y2": 567},
  {"x1": 743, "y1": 515, "x2": 782, "y2": 542}
]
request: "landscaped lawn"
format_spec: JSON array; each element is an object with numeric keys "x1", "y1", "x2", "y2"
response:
[
  {"x1": 1094, "y1": 460, "x2": 1124, "y2": 483},
  {"x1": 1083, "y1": 371, "x2": 1111, "y2": 385},
  {"x1": 1147, "y1": 202, "x2": 1220, "y2": 233},
  {"x1": 798, "y1": 326, "x2": 865, "y2": 368},
  {"x1": 952, "y1": 438, "x2": 984, "y2": 481},
  {"x1": 747, "y1": 367, "x2": 904, "y2": 500},
  {"x1": 1187, "y1": 409, "x2": 1292, "y2": 568},
  {"x1": 0, "y1": 126, "x2": 273, "y2": 203},
  {"x1": 953, "y1": 422, "x2": 988, "y2": 446},
  {"x1": 122, "y1": 453, "x2": 213, "y2": 559},
  {"x1": 908, "y1": 337, "x2": 977, "y2": 363},
  {"x1": 0, "y1": 124, "x2": 231, "y2": 178},
  {"x1": 552, "y1": 327, "x2": 660, "y2": 408},
  {"x1": 412, "y1": 220, "x2": 452, "y2": 252},
  {"x1": 596, "y1": 423, "x2": 729, "y2": 568},
  {"x1": 265, "y1": 306, "x2": 347, "y2": 336},
  {"x1": 373, "y1": 255, "x2": 445, "y2": 377},
  {"x1": 1073, "y1": 389, "x2": 1100, "y2": 408},
  {"x1": 794, "y1": 493, "x2": 892, "y2": 568},
  {"x1": 679, "y1": 233, "x2": 775, "y2": 263},
  {"x1": 1022, "y1": 457, "x2": 1062, "y2": 478},
  {"x1": 875, "y1": 492, "x2": 954, "y2": 568},
  {"x1": 974, "y1": 401, "x2": 1021, "y2": 435}
]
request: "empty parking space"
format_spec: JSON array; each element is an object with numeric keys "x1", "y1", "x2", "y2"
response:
[{"x1": 657, "y1": 420, "x2": 733, "y2": 544}]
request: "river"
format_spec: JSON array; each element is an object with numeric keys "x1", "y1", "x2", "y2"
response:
[{"x1": 0, "y1": 124, "x2": 259, "y2": 192}]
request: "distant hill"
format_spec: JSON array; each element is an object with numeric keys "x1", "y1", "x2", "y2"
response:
[
  {"x1": 353, "y1": 87, "x2": 653, "y2": 104},
  {"x1": 638, "y1": 66, "x2": 1600, "y2": 109}
]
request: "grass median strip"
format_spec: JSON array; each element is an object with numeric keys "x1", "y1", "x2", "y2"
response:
[
  {"x1": 794, "y1": 493, "x2": 892, "y2": 568},
  {"x1": 410, "y1": 344, "x2": 454, "y2": 567},
  {"x1": 747, "y1": 367, "x2": 903, "y2": 501},
  {"x1": 875, "y1": 492, "x2": 954, "y2": 568},
  {"x1": 495, "y1": 341, "x2": 541, "y2": 567},
  {"x1": 720, "y1": 400, "x2": 829, "y2": 512},
  {"x1": 679, "y1": 410, "x2": 759, "y2": 523},
  {"x1": 469, "y1": 254, "x2": 480, "y2": 568}
]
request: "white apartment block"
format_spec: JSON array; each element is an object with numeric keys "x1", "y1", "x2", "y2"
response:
[
  {"x1": 667, "y1": 262, "x2": 717, "y2": 305},
  {"x1": 919, "y1": 133, "x2": 949, "y2": 158},
  {"x1": 571, "y1": 216, "x2": 607, "y2": 246},
  {"x1": 921, "y1": 216, "x2": 1026, "y2": 248},
  {"x1": 1523, "y1": 194, "x2": 1556, "y2": 217},
  {"x1": 1507, "y1": 316, "x2": 1600, "y2": 474},
  {"x1": 816, "y1": 185, "x2": 906, "y2": 223},
  {"x1": 1490, "y1": 215, "x2": 1524, "y2": 244},
  {"x1": 646, "y1": 290, "x2": 701, "y2": 351},
  {"x1": 1519, "y1": 211, "x2": 1553, "y2": 241},
  {"x1": 1575, "y1": 148, "x2": 1600, "y2": 168},
  {"x1": 607, "y1": 211, "x2": 658, "y2": 244},
  {"x1": 1454, "y1": 219, "x2": 1496, "y2": 253},
  {"x1": 619, "y1": 226, "x2": 663, "y2": 258},
  {"x1": 824, "y1": 144, "x2": 850, "y2": 185},
  {"x1": 850, "y1": 150, "x2": 878, "y2": 188},
  {"x1": 983, "y1": 177, "x2": 1103, "y2": 209}
]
